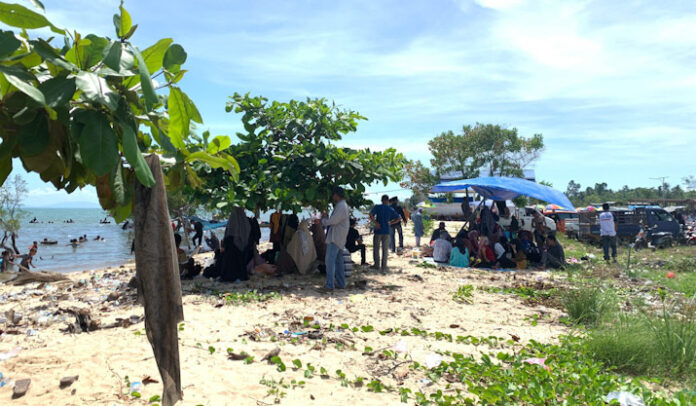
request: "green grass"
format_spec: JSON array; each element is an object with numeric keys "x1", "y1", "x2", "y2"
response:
[
  {"x1": 585, "y1": 298, "x2": 696, "y2": 383},
  {"x1": 561, "y1": 285, "x2": 616, "y2": 325}
]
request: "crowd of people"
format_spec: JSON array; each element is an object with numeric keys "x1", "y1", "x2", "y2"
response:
[
  {"x1": 161, "y1": 188, "x2": 575, "y2": 292},
  {"x1": 424, "y1": 221, "x2": 565, "y2": 270}
]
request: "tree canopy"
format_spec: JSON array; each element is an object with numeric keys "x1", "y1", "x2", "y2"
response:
[
  {"x1": 403, "y1": 123, "x2": 544, "y2": 196},
  {"x1": 566, "y1": 179, "x2": 696, "y2": 206},
  {"x1": 0, "y1": 1, "x2": 238, "y2": 221},
  {"x1": 186, "y1": 93, "x2": 407, "y2": 213}
]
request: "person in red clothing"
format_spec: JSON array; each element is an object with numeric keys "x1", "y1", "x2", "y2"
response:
[{"x1": 476, "y1": 236, "x2": 496, "y2": 268}]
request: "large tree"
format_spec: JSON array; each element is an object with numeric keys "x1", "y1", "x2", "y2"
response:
[
  {"x1": 403, "y1": 123, "x2": 544, "y2": 195},
  {"x1": 0, "y1": 1, "x2": 238, "y2": 220},
  {"x1": 0, "y1": 3, "x2": 238, "y2": 404},
  {"x1": 188, "y1": 93, "x2": 407, "y2": 214}
]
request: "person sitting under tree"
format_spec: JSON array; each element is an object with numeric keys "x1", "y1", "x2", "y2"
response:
[
  {"x1": 346, "y1": 218, "x2": 367, "y2": 265},
  {"x1": 430, "y1": 222, "x2": 450, "y2": 244},
  {"x1": 540, "y1": 234, "x2": 565, "y2": 269}
]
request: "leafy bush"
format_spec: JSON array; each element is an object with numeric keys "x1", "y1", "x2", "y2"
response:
[
  {"x1": 561, "y1": 286, "x2": 615, "y2": 325},
  {"x1": 418, "y1": 336, "x2": 696, "y2": 405}
]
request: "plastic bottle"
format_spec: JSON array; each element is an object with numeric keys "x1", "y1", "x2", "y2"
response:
[{"x1": 129, "y1": 381, "x2": 143, "y2": 394}]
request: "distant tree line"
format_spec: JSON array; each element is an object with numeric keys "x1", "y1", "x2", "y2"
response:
[{"x1": 566, "y1": 177, "x2": 696, "y2": 206}]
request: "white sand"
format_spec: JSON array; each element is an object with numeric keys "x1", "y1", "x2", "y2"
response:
[{"x1": 0, "y1": 223, "x2": 568, "y2": 405}]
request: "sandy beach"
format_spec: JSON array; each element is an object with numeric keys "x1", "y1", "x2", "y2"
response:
[{"x1": 0, "y1": 223, "x2": 571, "y2": 405}]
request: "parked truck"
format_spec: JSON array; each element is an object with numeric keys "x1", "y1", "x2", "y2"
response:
[{"x1": 578, "y1": 207, "x2": 680, "y2": 244}]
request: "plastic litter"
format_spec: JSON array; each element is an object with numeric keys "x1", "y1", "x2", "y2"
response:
[
  {"x1": 605, "y1": 391, "x2": 645, "y2": 406},
  {"x1": 0, "y1": 347, "x2": 21, "y2": 361},
  {"x1": 425, "y1": 354, "x2": 443, "y2": 369},
  {"x1": 129, "y1": 381, "x2": 143, "y2": 394},
  {"x1": 26, "y1": 329, "x2": 38, "y2": 336},
  {"x1": 393, "y1": 340, "x2": 408, "y2": 354},
  {"x1": 522, "y1": 357, "x2": 550, "y2": 371},
  {"x1": 291, "y1": 332, "x2": 308, "y2": 337}
]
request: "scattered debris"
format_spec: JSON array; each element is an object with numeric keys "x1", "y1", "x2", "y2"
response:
[
  {"x1": 60, "y1": 308, "x2": 100, "y2": 333},
  {"x1": 261, "y1": 347, "x2": 281, "y2": 363},
  {"x1": 13, "y1": 378, "x2": 31, "y2": 399},
  {"x1": 59, "y1": 375, "x2": 79, "y2": 389}
]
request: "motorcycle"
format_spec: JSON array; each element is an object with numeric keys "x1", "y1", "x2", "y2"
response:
[{"x1": 634, "y1": 225, "x2": 674, "y2": 250}]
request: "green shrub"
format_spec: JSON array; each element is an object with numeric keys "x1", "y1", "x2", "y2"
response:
[
  {"x1": 561, "y1": 286, "x2": 615, "y2": 325},
  {"x1": 586, "y1": 299, "x2": 696, "y2": 380}
]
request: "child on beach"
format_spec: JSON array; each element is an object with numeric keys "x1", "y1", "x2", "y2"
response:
[{"x1": 19, "y1": 248, "x2": 37, "y2": 271}]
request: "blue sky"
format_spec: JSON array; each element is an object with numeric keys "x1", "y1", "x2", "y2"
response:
[{"x1": 12, "y1": 0, "x2": 696, "y2": 206}]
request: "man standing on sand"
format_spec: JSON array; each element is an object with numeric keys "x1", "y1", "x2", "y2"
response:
[
  {"x1": 389, "y1": 197, "x2": 407, "y2": 253},
  {"x1": 599, "y1": 203, "x2": 617, "y2": 263},
  {"x1": 370, "y1": 195, "x2": 400, "y2": 270},
  {"x1": 320, "y1": 187, "x2": 351, "y2": 291}
]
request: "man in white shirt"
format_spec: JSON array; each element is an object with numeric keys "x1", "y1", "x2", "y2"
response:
[
  {"x1": 320, "y1": 187, "x2": 350, "y2": 291},
  {"x1": 432, "y1": 235, "x2": 452, "y2": 264},
  {"x1": 599, "y1": 203, "x2": 617, "y2": 263}
]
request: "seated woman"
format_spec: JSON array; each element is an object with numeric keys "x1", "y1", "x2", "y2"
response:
[
  {"x1": 511, "y1": 239, "x2": 528, "y2": 269},
  {"x1": 519, "y1": 231, "x2": 542, "y2": 264},
  {"x1": 492, "y1": 236, "x2": 516, "y2": 269},
  {"x1": 475, "y1": 236, "x2": 496, "y2": 268},
  {"x1": 449, "y1": 238, "x2": 470, "y2": 268},
  {"x1": 175, "y1": 233, "x2": 201, "y2": 279}
]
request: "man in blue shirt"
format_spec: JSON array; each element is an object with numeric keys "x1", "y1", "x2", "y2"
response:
[{"x1": 370, "y1": 195, "x2": 400, "y2": 270}]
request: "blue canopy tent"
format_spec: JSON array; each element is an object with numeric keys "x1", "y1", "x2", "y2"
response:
[
  {"x1": 189, "y1": 216, "x2": 227, "y2": 231},
  {"x1": 432, "y1": 176, "x2": 575, "y2": 211}
]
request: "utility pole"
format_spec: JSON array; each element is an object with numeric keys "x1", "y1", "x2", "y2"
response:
[{"x1": 650, "y1": 176, "x2": 669, "y2": 207}]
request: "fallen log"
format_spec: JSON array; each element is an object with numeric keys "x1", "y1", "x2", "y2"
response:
[{"x1": 11, "y1": 270, "x2": 69, "y2": 286}]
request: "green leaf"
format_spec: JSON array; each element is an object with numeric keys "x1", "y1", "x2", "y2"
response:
[
  {"x1": 78, "y1": 111, "x2": 119, "y2": 176},
  {"x1": 32, "y1": 39, "x2": 75, "y2": 70},
  {"x1": 167, "y1": 86, "x2": 191, "y2": 149},
  {"x1": 0, "y1": 2, "x2": 54, "y2": 30},
  {"x1": 185, "y1": 151, "x2": 238, "y2": 175},
  {"x1": 75, "y1": 71, "x2": 118, "y2": 111},
  {"x1": 80, "y1": 34, "x2": 109, "y2": 69},
  {"x1": 124, "y1": 38, "x2": 171, "y2": 88},
  {"x1": 38, "y1": 76, "x2": 75, "y2": 108},
  {"x1": 111, "y1": 162, "x2": 126, "y2": 206},
  {"x1": 18, "y1": 112, "x2": 49, "y2": 156},
  {"x1": 206, "y1": 135, "x2": 231, "y2": 154},
  {"x1": 130, "y1": 45, "x2": 157, "y2": 111},
  {"x1": 119, "y1": 120, "x2": 155, "y2": 187},
  {"x1": 117, "y1": 4, "x2": 132, "y2": 38},
  {"x1": 102, "y1": 41, "x2": 122, "y2": 71},
  {"x1": 0, "y1": 156, "x2": 11, "y2": 186},
  {"x1": 163, "y1": 43, "x2": 186, "y2": 72},
  {"x1": 0, "y1": 67, "x2": 45, "y2": 105},
  {"x1": 0, "y1": 30, "x2": 21, "y2": 58}
]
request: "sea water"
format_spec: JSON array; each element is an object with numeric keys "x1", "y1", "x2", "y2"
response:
[{"x1": 8, "y1": 208, "x2": 134, "y2": 273}]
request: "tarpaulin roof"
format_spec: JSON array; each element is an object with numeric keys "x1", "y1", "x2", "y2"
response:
[{"x1": 432, "y1": 176, "x2": 575, "y2": 211}]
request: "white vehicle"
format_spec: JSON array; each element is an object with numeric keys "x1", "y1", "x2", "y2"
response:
[{"x1": 498, "y1": 207, "x2": 556, "y2": 233}]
